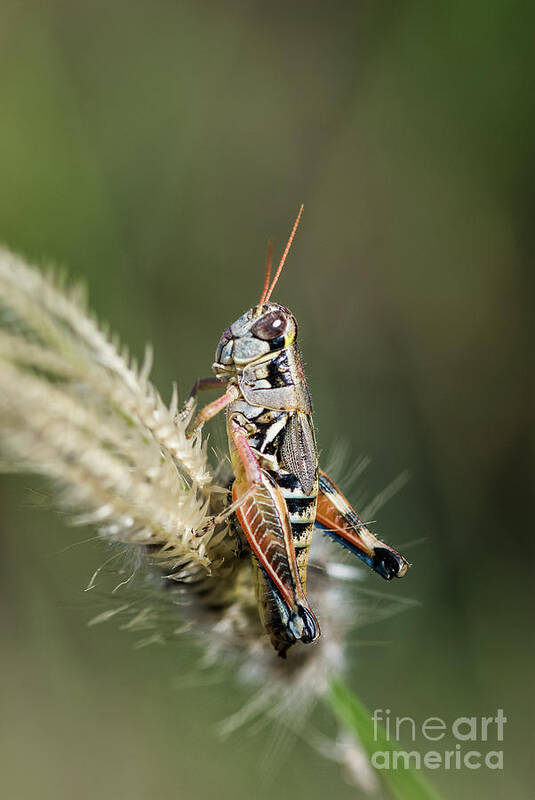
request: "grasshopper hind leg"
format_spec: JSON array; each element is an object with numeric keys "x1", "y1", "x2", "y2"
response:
[
  {"x1": 317, "y1": 469, "x2": 409, "y2": 580},
  {"x1": 230, "y1": 420, "x2": 320, "y2": 654},
  {"x1": 253, "y1": 562, "x2": 295, "y2": 657},
  {"x1": 252, "y1": 562, "x2": 319, "y2": 657},
  {"x1": 372, "y1": 547, "x2": 407, "y2": 580}
]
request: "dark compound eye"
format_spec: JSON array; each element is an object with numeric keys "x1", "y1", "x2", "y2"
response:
[{"x1": 252, "y1": 309, "x2": 288, "y2": 340}]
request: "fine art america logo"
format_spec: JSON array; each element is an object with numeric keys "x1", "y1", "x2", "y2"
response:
[{"x1": 371, "y1": 709, "x2": 507, "y2": 771}]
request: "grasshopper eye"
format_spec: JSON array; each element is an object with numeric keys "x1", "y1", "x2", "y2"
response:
[{"x1": 252, "y1": 310, "x2": 287, "y2": 341}]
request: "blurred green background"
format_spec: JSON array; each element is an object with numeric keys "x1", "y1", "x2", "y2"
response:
[{"x1": 0, "y1": 1, "x2": 532, "y2": 798}]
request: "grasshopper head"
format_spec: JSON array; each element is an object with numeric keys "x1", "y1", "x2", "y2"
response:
[
  {"x1": 214, "y1": 303, "x2": 297, "y2": 371},
  {"x1": 213, "y1": 205, "x2": 303, "y2": 374}
]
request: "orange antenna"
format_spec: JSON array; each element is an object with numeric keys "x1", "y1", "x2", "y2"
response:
[
  {"x1": 263, "y1": 204, "x2": 303, "y2": 304},
  {"x1": 258, "y1": 239, "x2": 273, "y2": 307}
]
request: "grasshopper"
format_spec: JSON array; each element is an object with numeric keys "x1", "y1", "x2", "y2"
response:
[{"x1": 187, "y1": 206, "x2": 408, "y2": 656}]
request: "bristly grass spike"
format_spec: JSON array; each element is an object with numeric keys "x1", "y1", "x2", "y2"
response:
[{"x1": 0, "y1": 230, "x2": 419, "y2": 795}]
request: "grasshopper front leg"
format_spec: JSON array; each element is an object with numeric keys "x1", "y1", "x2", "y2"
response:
[
  {"x1": 188, "y1": 375, "x2": 229, "y2": 402},
  {"x1": 316, "y1": 469, "x2": 409, "y2": 580},
  {"x1": 230, "y1": 419, "x2": 320, "y2": 652},
  {"x1": 185, "y1": 383, "x2": 238, "y2": 438}
]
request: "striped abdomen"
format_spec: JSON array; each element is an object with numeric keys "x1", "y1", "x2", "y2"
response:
[{"x1": 269, "y1": 468, "x2": 318, "y2": 592}]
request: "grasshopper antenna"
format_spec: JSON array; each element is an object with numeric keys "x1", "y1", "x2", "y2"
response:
[
  {"x1": 263, "y1": 204, "x2": 303, "y2": 304},
  {"x1": 258, "y1": 239, "x2": 273, "y2": 307}
]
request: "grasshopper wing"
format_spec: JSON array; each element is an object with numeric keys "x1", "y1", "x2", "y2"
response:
[{"x1": 280, "y1": 411, "x2": 317, "y2": 495}]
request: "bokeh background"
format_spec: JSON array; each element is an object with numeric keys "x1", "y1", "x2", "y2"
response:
[{"x1": 0, "y1": 1, "x2": 532, "y2": 798}]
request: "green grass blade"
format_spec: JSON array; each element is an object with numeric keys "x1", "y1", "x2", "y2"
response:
[{"x1": 327, "y1": 678, "x2": 445, "y2": 800}]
